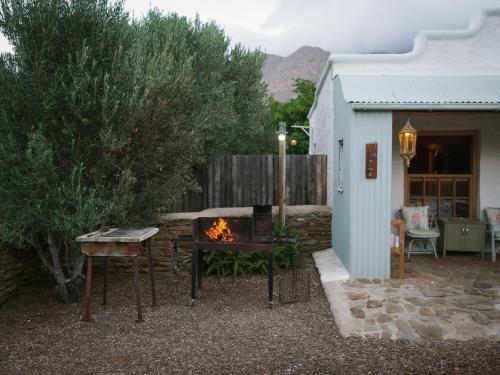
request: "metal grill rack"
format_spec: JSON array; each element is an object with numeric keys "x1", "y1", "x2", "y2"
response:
[{"x1": 278, "y1": 269, "x2": 311, "y2": 304}]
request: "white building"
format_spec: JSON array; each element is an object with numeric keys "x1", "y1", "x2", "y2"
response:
[{"x1": 308, "y1": 8, "x2": 500, "y2": 278}]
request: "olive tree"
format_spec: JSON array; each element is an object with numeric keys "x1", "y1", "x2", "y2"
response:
[{"x1": 0, "y1": 0, "x2": 274, "y2": 302}]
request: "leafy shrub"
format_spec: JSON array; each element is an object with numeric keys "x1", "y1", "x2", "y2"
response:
[
  {"x1": 0, "y1": 0, "x2": 274, "y2": 302},
  {"x1": 202, "y1": 224, "x2": 298, "y2": 277}
]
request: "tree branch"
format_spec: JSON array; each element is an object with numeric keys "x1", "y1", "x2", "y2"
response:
[
  {"x1": 70, "y1": 253, "x2": 86, "y2": 281},
  {"x1": 35, "y1": 245, "x2": 56, "y2": 275}
]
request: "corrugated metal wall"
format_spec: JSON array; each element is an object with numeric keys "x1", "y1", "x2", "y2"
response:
[
  {"x1": 348, "y1": 111, "x2": 392, "y2": 278},
  {"x1": 332, "y1": 77, "x2": 393, "y2": 279}
]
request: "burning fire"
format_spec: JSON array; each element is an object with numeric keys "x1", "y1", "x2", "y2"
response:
[{"x1": 204, "y1": 217, "x2": 234, "y2": 242}]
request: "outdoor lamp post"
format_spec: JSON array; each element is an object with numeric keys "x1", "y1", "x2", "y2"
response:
[
  {"x1": 277, "y1": 122, "x2": 287, "y2": 226},
  {"x1": 398, "y1": 118, "x2": 418, "y2": 167}
]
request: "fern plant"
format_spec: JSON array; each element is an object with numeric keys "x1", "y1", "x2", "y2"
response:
[{"x1": 202, "y1": 223, "x2": 298, "y2": 277}]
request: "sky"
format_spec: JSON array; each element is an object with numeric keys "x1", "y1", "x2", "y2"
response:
[{"x1": 1, "y1": 0, "x2": 500, "y2": 56}]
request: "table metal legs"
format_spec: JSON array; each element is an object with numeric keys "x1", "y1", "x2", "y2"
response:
[
  {"x1": 83, "y1": 256, "x2": 93, "y2": 322},
  {"x1": 83, "y1": 246, "x2": 155, "y2": 322},
  {"x1": 79, "y1": 231, "x2": 159, "y2": 323},
  {"x1": 102, "y1": 257, "x2": 108, "y2": 305},
  {"x1": 268, "y1": 250, "x2": 273, "y2": 308},
  {"x1": 133, "y1": 257, "x2": 143, "y2": 322},
  {"x1": 146, "y1": 239, "x2": 157, "y2": 307}
]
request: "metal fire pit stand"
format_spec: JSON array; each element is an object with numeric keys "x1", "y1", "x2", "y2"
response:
[
  {"x1": 189, "y1": 207, "x2": 275, "y2": 308},
  {"x1": 189, "y1": 242, "x2": 274, "y2": 308},
  {"x1": 75, "y1": 227, "x2": 159, "y2": 322}
]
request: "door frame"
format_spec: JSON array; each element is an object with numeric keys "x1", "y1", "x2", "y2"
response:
[{"x1": 403, "y1": 130, "x2": 479, "y2": 218}]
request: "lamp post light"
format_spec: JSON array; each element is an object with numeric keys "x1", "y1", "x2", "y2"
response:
[
  {"x1": 277, "y1": 122, "x2": 287, "y2": 226},
  {"x1": 398, "y1": 118, "x2": 418, "y2": 167}
]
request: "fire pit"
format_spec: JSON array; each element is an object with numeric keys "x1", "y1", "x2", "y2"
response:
[{"x1": 190, "y1": 205, "x2": 274, "y2": 307}]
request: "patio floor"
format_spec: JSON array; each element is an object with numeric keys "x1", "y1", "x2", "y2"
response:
[
  {"x1": 1, "y1": 256, "x2": 500, "y2": 374},
  {"x1": 315, "y1": 249, "x2": 500, "y2": 341}
]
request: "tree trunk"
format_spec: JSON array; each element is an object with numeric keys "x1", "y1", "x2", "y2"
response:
[
  {"x1": 37, "y1": 232, "x2": 85, "y2": 303},
  {"x1": 46, "y1": 232, "x2": 70, "y2": 302}
]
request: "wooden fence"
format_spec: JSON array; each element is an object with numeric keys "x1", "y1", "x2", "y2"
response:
[{"x1": 169, "y1": 155, "x2": 327, "y2": 212}]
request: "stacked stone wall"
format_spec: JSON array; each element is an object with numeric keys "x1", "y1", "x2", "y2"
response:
[
  {"x1": 0, "y1": 247, "x2": 37, "y2": 305},
  {"x1": 99, "y1": 205, "x2": 332, "y2": 275}
]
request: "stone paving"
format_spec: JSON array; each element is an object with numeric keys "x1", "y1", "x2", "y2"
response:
[
  {"x1": 315, "y1": 250, "x2": 500, "y2": 341},
  {"x1": 350, "y1": 255, "x2": 500, "y2": 340}
]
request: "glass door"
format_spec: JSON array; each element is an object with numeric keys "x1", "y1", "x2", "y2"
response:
[{"x1": 405, "y1": 133, "x2": 475, "y2": 219}]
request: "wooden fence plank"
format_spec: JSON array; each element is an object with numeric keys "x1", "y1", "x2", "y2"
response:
[
  {"x1": 169, "y1": 154, "x2": 327, "y2": 212},
  {"x1": 266, "y1": 155, "x2": 273, "y2": 205}
]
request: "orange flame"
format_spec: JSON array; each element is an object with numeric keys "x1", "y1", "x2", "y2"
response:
[{"x1": 204, "y1": 217, "x2": 234, "y2": 242}]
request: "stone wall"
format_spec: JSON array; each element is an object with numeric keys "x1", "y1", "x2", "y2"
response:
[
  {"x1": 0, "y1": 247, "x2": 38, "y2": 305},
  {"x1": 100, "y1": 205, "x2": 332, "y2": 275},
  {"x1": 0, "y1": 206, "x2": 332, "y2": 304}
]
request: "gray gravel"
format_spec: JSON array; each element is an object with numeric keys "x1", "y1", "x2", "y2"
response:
[{"x1": 1, "y1": 258, "x2": 499, "y2": 374}]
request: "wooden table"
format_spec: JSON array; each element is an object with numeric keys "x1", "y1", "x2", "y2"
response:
[{"x1": 75, "y1": 227, "x2": 159, "y2": 322}]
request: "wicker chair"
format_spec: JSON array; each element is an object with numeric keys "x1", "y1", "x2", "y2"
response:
[
  {"x1": 484, "y1": 208, "x2": 500, "y2": 262},
  {"x1": 399, "y1": 207, "x2": 440, "y2": 260}
]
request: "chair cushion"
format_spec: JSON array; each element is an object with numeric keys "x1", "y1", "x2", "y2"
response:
[
  {"x1": 402, "y1": 206, "x2": 429, "y2": 230},
  {"x1": 407, "y1": 228, "x2": 440, "y2": 238}
]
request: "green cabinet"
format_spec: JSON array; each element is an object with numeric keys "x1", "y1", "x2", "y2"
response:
[
  {"x1": 444, "y1": 224, "x2": 465, "y2": 250},
  {"x1": 438, "y1": 218, "x2": 486, "y2": 258}
]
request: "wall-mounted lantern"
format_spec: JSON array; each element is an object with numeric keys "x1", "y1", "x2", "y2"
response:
[{"x1": 398, "y1": 118, "x2": 417, "y2": 167}]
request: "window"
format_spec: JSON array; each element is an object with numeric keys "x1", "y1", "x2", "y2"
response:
[
  {"x1": 408, "y1": 176, "x2": 472, "y2": 218},
  {"x1": 406, "y1": 134, "x2": 475, "y2": 218}
]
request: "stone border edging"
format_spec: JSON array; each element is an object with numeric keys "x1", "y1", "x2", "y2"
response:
[{"x1": 313, "y1": 249, "x2": 359, "y2": 337}]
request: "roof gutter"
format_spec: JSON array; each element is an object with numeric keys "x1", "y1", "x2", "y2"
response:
[{"x1": 352, "y1": 103, "x2": 500, "y2": 111}]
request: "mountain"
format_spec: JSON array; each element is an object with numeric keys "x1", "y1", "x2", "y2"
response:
[{"x1": 262, "y1": 46, "x2": 330, "y2": 102}]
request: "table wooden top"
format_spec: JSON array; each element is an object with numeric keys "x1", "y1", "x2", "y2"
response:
[{"x1": 75, "y1": 227, "x2": 159, "y2": 243}]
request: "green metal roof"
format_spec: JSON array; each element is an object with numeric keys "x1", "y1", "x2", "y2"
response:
[{"x1": 339, "y1": 75, "x2": 500, "y2": 105}]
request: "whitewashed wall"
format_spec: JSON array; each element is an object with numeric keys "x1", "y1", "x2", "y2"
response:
[
  {"x1": 333, "y1": 11, "x2": 500, "y2": 75},
  {"x1": 309, "y1": 10, "x2": 500, "y2": 208},
  {"x1": 309, "y1": 65, "x2": 334, "y2": 207},
  {"x1": 391, "y1": 112, "x2": 500, "y2": 217}
]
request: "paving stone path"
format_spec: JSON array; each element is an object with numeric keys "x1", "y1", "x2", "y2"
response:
[{"x1": 342, "y1": 255, "x2": 500, "y2": 340}]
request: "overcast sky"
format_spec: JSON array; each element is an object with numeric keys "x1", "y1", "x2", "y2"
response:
[{"x1": 1, "y1": 0, "x2": 500, "y2": 55}]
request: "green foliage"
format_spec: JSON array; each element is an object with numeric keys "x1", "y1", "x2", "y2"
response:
[
  {"x1": 134, "y1": 11, "x2": 275, "y2": 158},
  {"x1": 269, "y1": 78, "x2": 316, "y2": 154},
  {"x1": 203, "y1": 224, "x2": 298, "y2": 277},
  {"x1": 0, "y1": 0, "x2": 274, "y2": 300}
]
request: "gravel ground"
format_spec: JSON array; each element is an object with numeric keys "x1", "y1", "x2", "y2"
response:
[{"x1": 1, "y1": 258, "x2": 500, "y2": 375}]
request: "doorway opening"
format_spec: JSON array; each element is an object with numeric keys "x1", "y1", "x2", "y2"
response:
[{"x1": 405, "y1": 132, "x2": 477, "y2": 219}]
